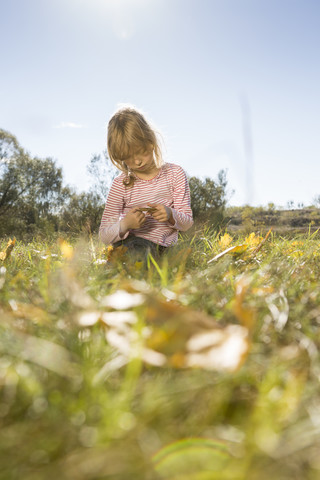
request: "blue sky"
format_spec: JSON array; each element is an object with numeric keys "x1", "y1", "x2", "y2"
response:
[{"x1": 1, "y1": 0, "x2": 320, "y2": 206}]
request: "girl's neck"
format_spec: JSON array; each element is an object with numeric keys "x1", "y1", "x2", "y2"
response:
[
  {"x1": 135, "y1": 168, "x2": 160, "y2": 180},
  {"x1": 133, "y1": 163, "x2": 161, "y2": 180}
]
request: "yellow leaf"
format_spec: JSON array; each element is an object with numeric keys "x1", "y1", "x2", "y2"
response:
[
  {"x1": 218, "y1": 233, "x2": 233, "y2": 248},
  {"x1": 170, "y1": 352, "x2": 186, "y2": 368},
  {"x1": 245, "y1": 232, "x2": 263, "y2": 246},
  {"x1": 232, "y1": 244, "x2": 248, "y2": 254},
  {"x1": 58, "y1": 239, "x2": 73, "y2": 259},
  {"x1": 102, "y1": 244, "x2": 114, "y2": 261},
  {"x1": 291, "y1": 241, "x2": 304, "y2": 247},
  {"x1": 251, "y1": 228, "x2": 272, "y2": 255},
  {"x1": 0, "y1": 238, "x2": 16, "y2": 261}
]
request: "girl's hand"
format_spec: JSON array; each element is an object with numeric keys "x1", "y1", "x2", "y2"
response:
[
  {"x1": 120, "y1": 208, "x2": 146, "y2": 235},
  {"x1": 147, "y1": 204, "x2": 174, "y2": 225}
]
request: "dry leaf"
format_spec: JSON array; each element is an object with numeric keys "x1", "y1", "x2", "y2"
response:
[
  {"x1": 78, "y1": 311, "x2": 102, "y2": 327},
  {"x1": 101, "y1": 290, "x2": 145, "y2": 310},
  {"x1": 4, "y1": 332, "x2": 78, "y2": 377},
  {"x1": 0, "y1": 238, "x2": 16, "y2": 261},
  {"x1": 79, "y1": 282, "x2": 250, "y2": 373},
  {"x1": 9, "y1": 301, "x2": 49, "y2": 324},
  {"x1": 143, "y1": 293, "x2": 249, "y2": 371},
  {"x1": 186, "y1": 324, "x2": 249, "y2": 371},
  {"x1": 251, "y1": 228, "x2": 272, "y2": 255},
  {"x1": 233, "y1": 276, "x2": 256, "y2": 329},
  {"x1": 106, "y1": 245, "x2": 128, "y2": 262}
]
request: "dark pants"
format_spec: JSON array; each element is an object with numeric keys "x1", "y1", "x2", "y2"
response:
[{"x1": 113, "y1": 235, "x2": 167, "y2": 258}]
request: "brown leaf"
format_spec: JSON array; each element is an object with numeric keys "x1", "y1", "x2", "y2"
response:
[
  {"x1": 143, "y1": 293, "x2": 249, "y2": 371},
  {"x1": 233, "y1": 276, "x2": 256, "y2": 330},
  {"x1": 107, "y1": 245, "x2": 128, "y2": 263},
  {"x1": 9, "y1": 301, "x2": 49, "y2": 324}
]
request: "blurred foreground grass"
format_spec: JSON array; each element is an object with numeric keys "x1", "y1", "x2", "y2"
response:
[{"x1": 1, "y1": 229, "x2": 320, "y2": 479}]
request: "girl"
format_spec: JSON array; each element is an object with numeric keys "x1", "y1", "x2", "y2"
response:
[{"x1": 99, "y1": 106, "x2": 193, "y2": 255}]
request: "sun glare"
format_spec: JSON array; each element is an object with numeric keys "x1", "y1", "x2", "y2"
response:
[{"x1": 69, "y1": 0, "x2": 158, "y2": 40}]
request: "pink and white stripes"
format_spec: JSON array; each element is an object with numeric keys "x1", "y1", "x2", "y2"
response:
[{"x1": 99, "y1": 163, "x2": 193, "y2": 246}]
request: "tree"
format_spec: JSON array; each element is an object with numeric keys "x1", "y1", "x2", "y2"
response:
[
  {"x1": 55, "y1": 152, "x2": 118, "y2": 235},
  {"x1": 313, "y1": 195, "x2": 320, "y2": 208},
  {"x1": 189, "y1": 169, "x2": 230, "y2": 225},
  {"x1": 0, "y1": 129, "x2": 67, "y2": 235},
  {"x1": 59, "y1": 191, "x2": 104, "y2": 234},
  {"x1": 87, "y1": 152, "x2": 117, "y2": 203}
]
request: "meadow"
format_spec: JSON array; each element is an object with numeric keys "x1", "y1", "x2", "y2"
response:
[{"x1": 1, "y1": 227, "x2": 320, "y2": 480}]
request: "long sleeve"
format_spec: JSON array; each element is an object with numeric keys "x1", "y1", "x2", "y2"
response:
[
  {"x1": 170, "y1": 167, "x2": 193, "y2": 231},
  {"x1": 99, "y1": 176, "x2": 130, "y2": 245},
  {"x1": 99, "y1": 164, "x2": 193, "y2": 247}
]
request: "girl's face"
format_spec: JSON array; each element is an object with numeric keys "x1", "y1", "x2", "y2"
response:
[{"x1": 123, "y1": 147, "x2": 156, "y2": 175}]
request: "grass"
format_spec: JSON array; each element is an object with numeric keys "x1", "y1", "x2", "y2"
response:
[{"x1": 1, "y1": 229, "x2": 320, "y2": 479}]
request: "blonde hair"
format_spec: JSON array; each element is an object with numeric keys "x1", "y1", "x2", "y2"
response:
[{"x1": 107, "y1": 106, "x2": 164, "y2": 187}]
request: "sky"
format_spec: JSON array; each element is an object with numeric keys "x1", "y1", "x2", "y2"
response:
[{"x1": 1, "y1": 0, "x2": 320, "y2": 207}]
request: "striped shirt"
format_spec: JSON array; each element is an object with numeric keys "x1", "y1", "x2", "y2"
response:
[{"x1": 99, "y1": 163, "x2": 193, "y2": 247}]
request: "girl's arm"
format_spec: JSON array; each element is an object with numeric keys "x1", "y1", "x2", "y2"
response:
[
  {"x1": 99, "y1": 178, "x2": 147, "y2": 244},
  {"x1": 168, "y1": 166, "x2": 193, "y2": 231},
  {"x1": 99, "y1": 178, "x2": 130, "y2": 244}
]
